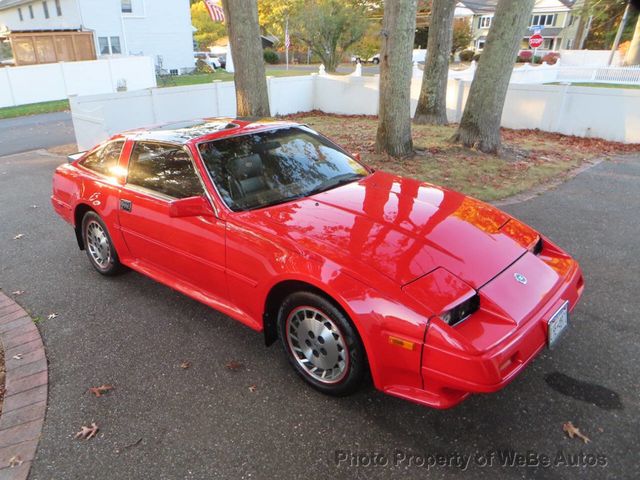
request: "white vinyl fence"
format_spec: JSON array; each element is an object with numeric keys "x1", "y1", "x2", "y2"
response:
[
  {"x1": 446, "y1": 61, "x2": 640, "y2": 86},
  {"x1": 70, "y1": 71, "x2": 640, "y2": 150},
  {"x1": 0, "y1": 56, "x2": 157, "y2": 108}
]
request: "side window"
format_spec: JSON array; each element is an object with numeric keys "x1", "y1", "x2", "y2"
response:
[
  {"x1": 127, "y1": 142, "x2": 204, "y2": 199},
  {"x1": 79, "y1": 141, "x2": 124, "y2": 176}
]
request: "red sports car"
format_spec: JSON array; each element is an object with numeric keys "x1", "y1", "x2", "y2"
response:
[{"x1": 51, "y1": 119, "x2": 584, "y2": 408}]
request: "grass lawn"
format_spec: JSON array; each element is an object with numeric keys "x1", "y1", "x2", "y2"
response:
[
  {"x1": 158, "y1": 68, "x2": 313, "y2": 88},
  {"x1": 547, "y1": 82, "x2": 640, "y2": 90},
  {"x1": 0, "y1": 99, "x2": 69, "y2": 120},
  {"x1": 287, "y1": 112, "x2": 640, "y2": 202}
]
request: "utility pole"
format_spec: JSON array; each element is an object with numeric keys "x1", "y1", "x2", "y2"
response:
[{"x1": 609, "y1": 2, "x2": 631, "y2": 66}]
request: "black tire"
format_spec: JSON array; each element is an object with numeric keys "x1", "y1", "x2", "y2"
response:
[
  {"x1": 81, "y1": 211, "x2": 125, "y2": 276},
  {"x1": 372, "y1": 57, "x2": 380, "y2": 64},
  {"x1": 277, "y1": 291, "x2": 366, "y2": 396}
]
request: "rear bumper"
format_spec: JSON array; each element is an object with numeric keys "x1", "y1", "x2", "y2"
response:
[{"x1": 387, "y1": 260, "x2": 584, "y2": 409}]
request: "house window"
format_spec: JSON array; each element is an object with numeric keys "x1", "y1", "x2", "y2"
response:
[
  {"x1": 55, "y1": 0, "x2": 62, "y2": 16},
  {"x1": 530, "y1": 14, "x2": 556, "y2": 27},
  {"x1": 478, "y1": 16, "x2": 492, "y2": 29},
  {"x1": 99, "y1": 36, "x2": 122, "y2": 55},
  {"x1": 18, "y1": 7, "x2": 23, "y2": 21},
  {"x1": 43, "y1": 1, "x2": 49, "y2": 19},
  {"x1": 477, "y1": 39, "x2": 486, "y2": 50},
  {"x1": 28, "y1": 5, "x2": 34, "y2": 18},
  {"x1": 122, "y1": 0, "x2": 132, "y2": 13},
  {"x1": 566, "y1": 38, "x2": 573, "y2": 49},
  {"x1": 110, "y1": 36, "x2": 121, "y2": 54},
  {"x1": 98, "y1": 37, "x2": 110, "y2": 54}
]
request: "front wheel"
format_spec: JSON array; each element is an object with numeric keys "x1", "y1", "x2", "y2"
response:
[
  {"x1": 278, "y1": 291, "x2": 366, "y2": 396},
  {"x1": 82, "y1": 211, "x2": 125, "y2": 276}
]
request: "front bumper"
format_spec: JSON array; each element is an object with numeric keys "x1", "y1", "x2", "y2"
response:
[{"x1": 385, "y1": 250, "x2": 584, "y2": 409}]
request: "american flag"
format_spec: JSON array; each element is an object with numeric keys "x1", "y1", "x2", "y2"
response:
[
  {"x1": 285, "y1": 25, "x2": 291, "y2": 49},
  {"x1": 204, "y1": 0, "x2": 225, "y2": 23}
]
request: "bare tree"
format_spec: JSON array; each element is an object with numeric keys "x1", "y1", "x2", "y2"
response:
[
  {"x1": 451, "y1": 0, "x2": 535, "y2": 153},
  {"x1": 414, "y1": 0, "x2": 456, "y2": 125},
  {"x1": 376, "y1": 0, "x2": 418, "y2": 157},
  {"x1": 222, "y1": 0, "x2": 270, "y2": 117}
]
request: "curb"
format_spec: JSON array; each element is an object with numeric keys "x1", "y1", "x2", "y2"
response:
[
  {"x1": 0, "y1": 292, "x2": 48, "y2": 480},
  {"x1": 492, "y1": 157, "x2": 606, "y2": 207}
]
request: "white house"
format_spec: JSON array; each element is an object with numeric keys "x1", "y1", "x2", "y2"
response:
[{"x1": 0, "y1": 0, "x2": 194, "y2": 72}]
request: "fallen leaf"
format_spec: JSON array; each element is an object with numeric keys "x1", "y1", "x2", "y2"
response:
[
  {"x1": 12, "y1": 353, "x2": 23, "y2": 360},
  {"x1": 31, "y1": 205, "x2": 38, "y2": 209},
  {"x1": 13, "y1": 234, "x2": 24, "y2": 240},
  {"x1": 180, "y1": 360, "x2": 191, "y2": 369},
  {"x1": 225, "y1": 360, "x2": 244, "y2": 371},
  {"x1": 88, "y1": 384, "x2": 114, "y2": 398},
  {"x1": 563, "y1": 421, "x2": 590, "y2": 444},
  {"x1": 75, "y1": 422, "x2": 99, "y2": 440},
  {"x1": 11, "y1": 290, "x2": 24, "y2": 296},
  {"x1": 47, "y1": 313, "x2": 58, "y2": 320},
  {"x1": 248, "y1": 384, "x2": 257, "y2": 393},
  {"x1": 8, "y1": 455, "x2": 23, "y2": 468}
]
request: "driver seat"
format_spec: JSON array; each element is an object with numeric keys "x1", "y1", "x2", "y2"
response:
[{"x1": 228, "y1": 154, "x2": 269, "y2": 197}]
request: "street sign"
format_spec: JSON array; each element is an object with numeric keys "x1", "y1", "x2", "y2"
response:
[{"x1": 529, "y1": 34, "x2": 544, "y2": 49}]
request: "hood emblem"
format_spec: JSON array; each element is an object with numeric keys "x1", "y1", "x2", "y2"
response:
[{"x1": 514, "y1": 273, "x2": 528, "y2": 285}]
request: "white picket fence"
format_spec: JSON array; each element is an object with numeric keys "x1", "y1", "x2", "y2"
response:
[{"x1": 444, "y1": 61, "x2": 640, "y2": 86}]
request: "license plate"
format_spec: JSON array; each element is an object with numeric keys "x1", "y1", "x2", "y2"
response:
[{"x1": 547, "y1": 301, "x2": 569, "y2": 348}]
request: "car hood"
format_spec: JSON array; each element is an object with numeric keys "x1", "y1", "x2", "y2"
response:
[{"x1": 244, "y1": 171, "x2": 528, "y2": 288}]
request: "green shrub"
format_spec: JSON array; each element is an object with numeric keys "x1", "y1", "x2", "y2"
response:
[
  {"x1": 263, "y1": 49, "x2": 279, "y2": 64},
  {"x1": 195, "y1": 58, "x2": 213, "y2": 73},
  {"x1": 459, "y1": 49, "x2": 475, "y2": 62}
]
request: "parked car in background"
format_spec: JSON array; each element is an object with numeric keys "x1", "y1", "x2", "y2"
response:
[
  {"x1": 194, "y1": 52, "x2": 221, "y2": 70},
  {"x1": 51, "y1": 118, "x2": 584, "y2": 409}
]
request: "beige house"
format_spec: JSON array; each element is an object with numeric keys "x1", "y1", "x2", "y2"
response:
[{"x1": 456, "y1": 0, "x2": 583, "y2": 52}]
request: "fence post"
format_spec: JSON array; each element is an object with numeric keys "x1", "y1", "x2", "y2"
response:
[
  {"x1": 266, "y1": 76, "x2": 275, "y2": 116},
  {"x1": 1, "y1": 68, "x2": 17, "y2": 107},
  {"x1": 553, "y1": 84, "x2": 570, "y2": 134},
  {"x1": 455, "y1": 79, "x2": 465, "y2": 123}
]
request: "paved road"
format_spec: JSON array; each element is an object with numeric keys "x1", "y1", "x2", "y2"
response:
[
  {"x1": 0, "y1": 112, "x2": 75, "y2": 157},
  {"x1": 0, "y1": 151, "x2": 638, "y2": 479}
]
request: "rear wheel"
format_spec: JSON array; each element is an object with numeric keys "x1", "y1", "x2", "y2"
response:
[
  {"x1": 82, "y1": 211, "x2": 125, "y2": 276},
  {"x1": 278, "y1": 291, "x2": 366, "y2": 396}
]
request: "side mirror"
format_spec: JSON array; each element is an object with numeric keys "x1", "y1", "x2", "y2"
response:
[{"x1": 169, "y1": 196, "x2": 215, "y2": 218}]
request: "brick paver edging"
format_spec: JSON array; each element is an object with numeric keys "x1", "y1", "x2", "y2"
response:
[{"x1": 0, "y1": 292, "x2": 48, "y2": 480}]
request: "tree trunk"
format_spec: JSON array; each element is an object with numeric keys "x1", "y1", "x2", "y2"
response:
[
  {"x1": 376, "y1": 0, "x2": 418, "y2": 157},
  {"x1": 451, "y1": 0, "x2": 535, "y2": 154},
  {"x1": 414, "y1": 0, "x2": 456, "y2": 125},
  {"x1": 624, "y1": 15, "x2": 640, "y2": 66},
  {"x1": 222, "y1": 0, "x2": 270, "y2": 118},
  {"x1": 574, "y1": 0, "x2": 592, "y2": 50}
]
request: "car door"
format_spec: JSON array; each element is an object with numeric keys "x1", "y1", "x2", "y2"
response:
[{"x1": 118, "y1": 141, "x2": 228, "y2": 302}]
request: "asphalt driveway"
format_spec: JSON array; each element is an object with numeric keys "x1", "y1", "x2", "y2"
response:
[
  {"x1": 0, "y1": 151, "x2": 638, "y2": 479},
  {"x1": 0, "y1": 112, "x2": 74, "y2": 157}
]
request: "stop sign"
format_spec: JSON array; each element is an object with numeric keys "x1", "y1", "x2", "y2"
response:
[{"x1": 529, "y1": 34, "x2": 544, "y2": 49}]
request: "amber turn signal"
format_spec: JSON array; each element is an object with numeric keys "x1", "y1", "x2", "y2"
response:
[{"x1": 388, "y1": 336, "x2": 415, "y2": 351}]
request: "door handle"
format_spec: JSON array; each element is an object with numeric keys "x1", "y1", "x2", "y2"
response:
[{"x1": 120, "y1": 199, "x2": 132, "y2": 212}]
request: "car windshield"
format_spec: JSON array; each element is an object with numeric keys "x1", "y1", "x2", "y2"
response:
[{"x1": 197, "y1": 126, "x2": 368, "y2": 212}]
